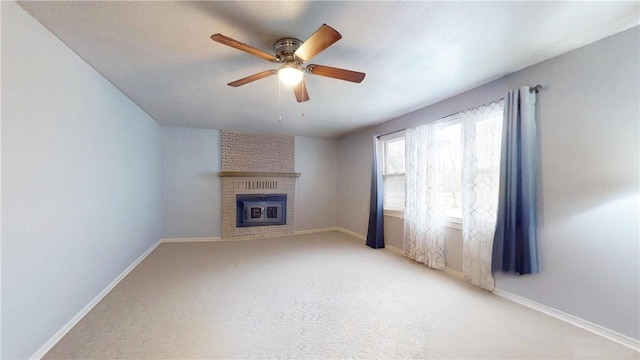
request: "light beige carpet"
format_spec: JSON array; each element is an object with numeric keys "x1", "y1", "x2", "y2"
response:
[{"x1": 44, "y1": 231, "x2": 637, "y2": 359}]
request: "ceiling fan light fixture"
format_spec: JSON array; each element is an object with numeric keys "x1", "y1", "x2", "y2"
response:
[{"x1": 278, "y1": 64, "x2": 304, "y2": 86}]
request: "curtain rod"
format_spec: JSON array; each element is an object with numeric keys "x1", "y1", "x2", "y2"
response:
[
  {"x1": 377, "y1": 85, "x2": 543, "y2": 138},
  {"x1": 376, "y1": 129, "x2": 404, "y2": 139}
]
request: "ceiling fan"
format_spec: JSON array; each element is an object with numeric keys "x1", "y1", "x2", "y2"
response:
[{"x1": 211, "y1": 24, "x2": 365, "y2": 103}]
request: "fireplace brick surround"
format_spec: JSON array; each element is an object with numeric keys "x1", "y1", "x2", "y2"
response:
[{"x1": 219, "y1": 131, "x2": 299, "y2": 238}]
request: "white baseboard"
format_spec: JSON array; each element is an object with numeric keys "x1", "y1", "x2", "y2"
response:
[
  {"x1": 335, "y1": 227, "x2": 366, "y2": 241},
  {"x1": 161, "y1": 236, "x2": 222, "y2": 243},
  {"x1": 493, "y1": 288, "x2": 640, "y2": 352},
  {"x1": 163, "y1": 228, "x2": 357, "y2": 243},
  {"x1": 385, "y1": 244, "x2": 403, "y2": 256},
  {"x1": 217, "y1": 232, "x2": 300, "y2": 241},
  {"x1": 295, "y1": 226, "x2": 369, "y2": 243},
  {"x1": 444, "y1": 267, "x2": 464, "y2": 280},
  {"x1": 295, "y1": 226, "x2": 370, "y2": 243},
  {"x1": 30, "y1": 239, "x2": 162, "y2": 359},
  {"x1": 294, "y1": 227, "x2": 341, "y2": 235}
]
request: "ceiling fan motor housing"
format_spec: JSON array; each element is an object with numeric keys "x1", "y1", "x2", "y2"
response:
[{"x1": 274, "y1": 38, "x2": 303, "y2": 63}]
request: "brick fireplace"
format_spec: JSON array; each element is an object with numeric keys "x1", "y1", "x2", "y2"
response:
[{"x1": 219, "y1": 131, "x2": 299, "y2": 239}]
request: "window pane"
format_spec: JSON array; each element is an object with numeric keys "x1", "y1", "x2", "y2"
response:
[
  {"x1": 474, "y1": 115, "x2": 503, "y2": 221},
  {"x1": 476, "y1": 116, "x2": 502, "y2": 168},
  {"x1": 385, "y1": 138, "x2": 405, "y2": 174},
  {"x1": 439, "y1": 123, "x2": 462, "y2": 218},
  {"x1": 384, "y1": 175, "x2": 405, "y2": 210}
]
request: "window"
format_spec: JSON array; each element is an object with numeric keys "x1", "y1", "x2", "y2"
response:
[
  {"x1": 438, "y1": 122, "x2": 463, "y2": 221},
  {"x1": 379, "y1": 103, "x2": 502, "y2": 223},
  {"x1": 471, "y1": 109, "x2": 504, "y2": 222},
  {"x1": 436, "y1": 106, "x2": 503, "y2": 224},
  {"x1": 380, "y1": 131, "x2": 405, "y2": 215}
]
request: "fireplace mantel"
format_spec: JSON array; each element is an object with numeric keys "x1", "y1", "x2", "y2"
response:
[{"x1": 217, "y1": 171, "x2": 301, "y2": 178}]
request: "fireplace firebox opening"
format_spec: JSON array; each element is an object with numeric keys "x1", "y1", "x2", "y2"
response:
[{"x1": 236, "y1": 194, "x2": 287, "y2": 227}]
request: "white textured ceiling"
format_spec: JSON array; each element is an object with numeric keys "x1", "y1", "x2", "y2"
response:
[{"x1": 17, "y1": 1, "x2": 639, "y2": 138}]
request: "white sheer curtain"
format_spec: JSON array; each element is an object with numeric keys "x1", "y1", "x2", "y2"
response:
[
  {"x1": 461, "y1": 101, "x2": 504, "y2": 290},
  {"x1": 403, "y1": 123, "x2": 445, "y2": 270}
]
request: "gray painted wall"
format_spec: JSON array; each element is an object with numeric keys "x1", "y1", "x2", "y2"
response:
[
  {"x1": 337, "y1": 27, "x2": 640, "y2": 339},
  {"x1": 337, "y1": 133, "x2": 372, "y2": 233},
  {"x1": 383, "y1": 216, "x2": 404, "y2": 250},
  {"x1": 443, "y1": 228, "x2": 463, "y2": 273},
  {"x1": 1, "y1": 2, "x2": 163, "y2": 359},
  {"x1": 295, "y1": 136, "x2": 338, "y2": 231},
  {"x1": 162, "y1": 127, "x2": 221, "y2": 238}
]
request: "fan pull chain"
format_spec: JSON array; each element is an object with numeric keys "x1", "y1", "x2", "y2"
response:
[{"x1": 278, "y1": 78, "x2": 282, "y2": 122}]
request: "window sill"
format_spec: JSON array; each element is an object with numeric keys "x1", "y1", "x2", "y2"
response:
[
  {"x1": 383, "y1": 209, "x2": 404, "y2": 218},
  {"x1": 382, "y1": 210, "x2": 462, "y2": 230},
  {"x1": 444, "y1": 216, "x2": 462, "y2": 230}
]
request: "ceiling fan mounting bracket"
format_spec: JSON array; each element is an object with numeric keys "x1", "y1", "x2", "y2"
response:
[{"x1": 274, "y1": 38, "x2": 303, "y2": 63}]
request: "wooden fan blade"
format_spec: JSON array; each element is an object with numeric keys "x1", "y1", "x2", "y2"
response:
[
  {"x1": 211, "y1": 34, "x2": 278, "y2": 62},
  {"x1": 228, "y1": 70, "x2": 277, "y2": 87},
  {"x1": 292, "y1": 80, "x2": 310, "y2": 103},
  {"x1": 294, "y1": 24, "x2": 342, "y2": 62},
  {"x1": 307, "y1": 64, "x2": 366, "y2": 83}
]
